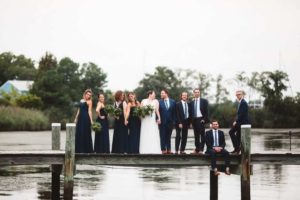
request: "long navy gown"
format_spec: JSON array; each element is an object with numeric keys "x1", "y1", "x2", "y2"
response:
[
  {"x1": 111, "y1": 102, "x2": 128, "y2": 153},
  {"x1": 75, "y1": 101, "x2": 93, "y2": 153},
  {"x1": 128, "y1": 106, "x2": 141, "y2": 154},
  {"x1": 94, "y1": 108, "x2": 110, "y2": 153}
]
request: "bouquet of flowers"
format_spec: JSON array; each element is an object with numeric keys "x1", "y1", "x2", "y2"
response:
[
  {"x1": 114, "y1": 107, "x2": 122, "y2": 117},
  {"x1": 144, "y1": 105, "x2": 154, "y2": 116},
  {"x1": 92, "y1": 122, "x2": 102, "y2": 132},
  {"x1": 133, "y1": 105, "x2": 154, "y2": 118},
  {"x1": 104, "y1": 105, "x2": 115, "y2": 115},
  {"x1": 104, "y1": 105, "x2": 122, "y2": 117}
]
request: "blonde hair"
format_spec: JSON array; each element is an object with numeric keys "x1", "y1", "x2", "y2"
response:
[{"x1": 83, "y1": 89, "x2": 93, "y2": 99}]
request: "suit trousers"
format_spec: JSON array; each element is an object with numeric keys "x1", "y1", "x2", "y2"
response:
[
  {"x1": 192, "y1": 118, "x2": 206, "y2": 152},
  {"x1": 175, "y1": 120, "x2": 189, "y2": 152},
  {"x1": 206, "y1": 148, "x2": 230, "y2": 170},
  {"x1": 229, "y1": 124, "x2": 241, "y2": 150},
  {"x1": 159, "y1": 122, "x2": 173, "y2": 151}
]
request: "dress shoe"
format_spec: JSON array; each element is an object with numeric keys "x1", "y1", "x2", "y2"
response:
[
  {"x1": 175, "y1": 151, "x2": 179, "y2": 155},
  {"x1": 162, "y1": 150, "x2": 168, "y2": 154},
  {"x1": 213, "y1": 168, "x2": 220, "y2": 176},
  {"x1": 225, "y1": 167, "x2": 231, "y2": 175},
  {"x1": 180, "y1": 151, "x2": 186, "y2": 155},
  {"x1": 167, "y1": 150, "x2": 174, "y2": 154}
]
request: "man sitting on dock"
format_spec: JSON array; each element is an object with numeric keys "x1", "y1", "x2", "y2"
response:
[{"x1": 205, "y1": 120, "x2": 231, "y2": 176}]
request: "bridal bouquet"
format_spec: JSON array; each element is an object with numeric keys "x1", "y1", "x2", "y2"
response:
[
  {"x1": 133, "y1": 105, "x2": 154, "y2": 118},
  {"x1": 92, "y1": 122, "x2": 102, "y2": 132}
]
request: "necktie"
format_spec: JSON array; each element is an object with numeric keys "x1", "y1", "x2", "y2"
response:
[
  {"x1": 165, "y1": 100, "x2": 169, "y2": 110},
  {"x1": 184, "y1": 102, "x2": 188, "y2": 119},
  {"x1": 214, "y1": 130, "x2": 219, "y2": 147},
  {"x1": 194, "y1": 99, "x2": 198, "y2": 117}
]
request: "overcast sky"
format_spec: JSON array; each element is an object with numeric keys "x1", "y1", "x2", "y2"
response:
[{"x1": 0, "y1": 0, "x2": 299, "y2": 97}]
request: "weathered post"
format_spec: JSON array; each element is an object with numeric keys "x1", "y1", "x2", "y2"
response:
[
  {"x1": 210, "y1": 170, "x2": 218, "y2": 200},
  {"x1": 241, "y1": 124, "x2": 251, "y2": 200},
  {"x1": 64, "y1": 123, "x2": 76, "y2": 200},
  {"x1": 51, "y1": 123, "x2": 62, "y2": 200}
]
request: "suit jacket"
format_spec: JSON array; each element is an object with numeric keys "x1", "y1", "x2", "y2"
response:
[
  {"x1": 189, "y1": 98, "x2": 209, "y2": 123},
  {"x1": 159, "y1": 98, "x2": 176, "y2": 125},
  {"x1": 236, "y1": 98, "x2": 250, "y2": 126},
  {"x1": 205, "y1": 129, "x2": 226, "y2": 150},
  {"x1": 175, "y1": 101, "x2": 190, "y2": 125}
]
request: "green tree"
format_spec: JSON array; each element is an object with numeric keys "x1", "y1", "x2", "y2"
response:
[
  {"x1": 0, "y1": 52, "x2": 36, "y2": 85},
  {"x1": 80, "y1": 62, "x2": 108, "y2": 98},
  {"x1": 134, "y1": 66, "x2": 184, "y2": 100},
  {"x1": 215, "y1": 74, "x2": 229, "y2": 104}
]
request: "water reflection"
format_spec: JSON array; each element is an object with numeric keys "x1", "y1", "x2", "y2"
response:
[{"x1": 0, "y1": 130, "x2": 300, "y2": 199}]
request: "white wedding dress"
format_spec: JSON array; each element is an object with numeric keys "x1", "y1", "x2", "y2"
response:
[{"x1": 139, "y1": 99, "x2": 161, "y2": 154}]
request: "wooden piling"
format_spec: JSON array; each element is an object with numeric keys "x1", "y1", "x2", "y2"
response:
[
  {"x1": 240, "y1": 124, "x2": 251, "y2": 200},
  {"x1": 64, "y1": 123, "x2": 76, "y2": 200},
  {"x1": 51, "y1": 123, "x2": 62, "y2": 200},
  {"x1": 210, "y1": 170, "x2": 218, "y2": 200}
]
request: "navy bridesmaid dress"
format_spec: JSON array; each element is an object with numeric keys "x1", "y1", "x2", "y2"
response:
[
  {"x1": 75, "y1": 101, "x2": 93, "y2": 153},
  {"x1": 128, "y1": 106, "x2": 141, "y2": 154},
  {"x1": 111, "y1": 102, "x2": 128, "y2": 153},
  {"x1": 94, "y1": 108, "x2": 110, "y2": 153}
]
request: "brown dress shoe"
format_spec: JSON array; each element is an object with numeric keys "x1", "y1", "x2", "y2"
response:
[
  {"x1": 214, "y1": 169, "x2": 220, "y2": 176},
  {"x1": 162, "y1": 150, "x2": 167, "y2": 154},
  {"x1": 167, "y1": 150, "x2": 174, "y2": 154}
]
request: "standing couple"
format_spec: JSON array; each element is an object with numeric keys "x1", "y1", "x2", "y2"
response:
[{"x1": 139, "y1": 89, "x2": 176, "y2": 154}]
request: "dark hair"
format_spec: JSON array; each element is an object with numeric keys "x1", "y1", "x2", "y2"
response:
[
  {"x1": 180, "y1": 91, "x2": 188, "y2": 99},
  {"x1": 193, "y1": 88, "x2": 200, "y2": 93},
  {"x1": 161, "y1": 89, "x2": 169, "y2": 95},
  {"x1": 114, "y1": 90, "x2": 123, "y2": 101},
  {"x1": 211, "y1": 119, "x2": 219, "y2": 123},
  {"x1": 98, "y1": 93, "x2": 105, "y2": 98},
  {"x1": 147, "y1": 90, "x2": 154, "y2": 97}
]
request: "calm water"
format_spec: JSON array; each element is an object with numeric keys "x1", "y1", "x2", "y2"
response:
[{"x1": 0, "y1": 129, "x2": 300, "y2": 200}]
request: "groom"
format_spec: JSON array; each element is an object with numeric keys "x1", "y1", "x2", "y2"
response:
[{"x1": 159, "y1": 89, "x2": 176, "y2": 154}]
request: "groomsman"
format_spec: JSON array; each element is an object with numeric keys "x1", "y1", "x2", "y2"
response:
[
  {"x1": 189, "y1": 88, "x2": 209, "y2": 154},
  {"x1": 159, "y1": 89, "x2": 176, "y2": 154},
  {"x1": 205, "y1": 120, "x2": 230, "y2": 176},
  {"x1": 229, "y1": 89, "x2": 250, "y2": 154},
  {"x1": 175, "y1": 91, "x2": 190, "y2": 154}
]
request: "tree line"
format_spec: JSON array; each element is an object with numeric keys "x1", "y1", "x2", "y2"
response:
[{"x1": 0, "y1": 51, "x2": 300, "y2": 129}]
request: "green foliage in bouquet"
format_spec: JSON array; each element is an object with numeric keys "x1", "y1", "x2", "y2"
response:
[
  {"x1": 132, "y1": 105, "x2": 154, "y2": 118},
  {"x1": 104, "y1": 104, "x2": 122, "y2": 117},
  {"x1": 92, "y1": 122, "x2": 102, "y2": 132},
  {"x1": 104, "y1": 105, "x2": 115, "y2": 115}
]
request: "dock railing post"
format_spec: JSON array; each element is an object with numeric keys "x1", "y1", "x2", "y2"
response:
[
  {"x1": 51, "y1": 123, "x2": 62, "y2": 200},
  {"x1": 64, "y1": 123, "x2": 76, "y2": 200},
  {"x1": 241, "y1": 124, "x2": 251, "y2": 200},
  {"x1": 210, "y1": 169, "x2": 218, "y2": 200}
]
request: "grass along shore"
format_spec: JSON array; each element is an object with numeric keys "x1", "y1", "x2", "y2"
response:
[{"x1": 0, "y1": 106, "x2": 49, "y2": 131}]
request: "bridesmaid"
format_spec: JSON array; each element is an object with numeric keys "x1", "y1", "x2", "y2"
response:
[
  {"x1": 74, "y1": 89, "x2": 94, "y2": 153},
  {"x1": 125, "y1": 92, "x2": 141, "y2": 154},
  {"x1": 94, "y1": 93, "x2": 110, "y2": 153},
  {"x1": 111, "y1": 90, "x2": 128, "y2": 153}
]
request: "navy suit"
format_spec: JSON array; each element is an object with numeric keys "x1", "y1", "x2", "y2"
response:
[
  {"x1": 175, "y1": 101, "x2": 190, "y2": 152},
  {"x1": 229, "y1": 98, "x2": 250, "y2": 151},
  {"x1": 205, "y1": 129, "x2": 230, "y2": 169},
  {"x1": 159, "y1": 98, "x2": 176, "y2": 151},
  {"x1": 189, "y1": 98, "x2": 209, "y2": 152}
]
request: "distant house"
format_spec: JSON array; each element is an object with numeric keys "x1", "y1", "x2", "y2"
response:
[
  {"x1": 248, "y1": 99, "x2": 264, "y2": 109},
  {"x1": 0, "y1": 80, "x2": 34, "y2": 95}
]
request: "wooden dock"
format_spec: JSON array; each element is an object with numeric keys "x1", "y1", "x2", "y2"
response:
[{"x1": 1, "y1": 123, "x2": 300, "y2": 200}]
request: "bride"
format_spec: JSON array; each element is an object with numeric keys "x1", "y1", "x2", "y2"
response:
[{"x1": 139, "y1": 90, "x2": 161, "y2": 154}]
